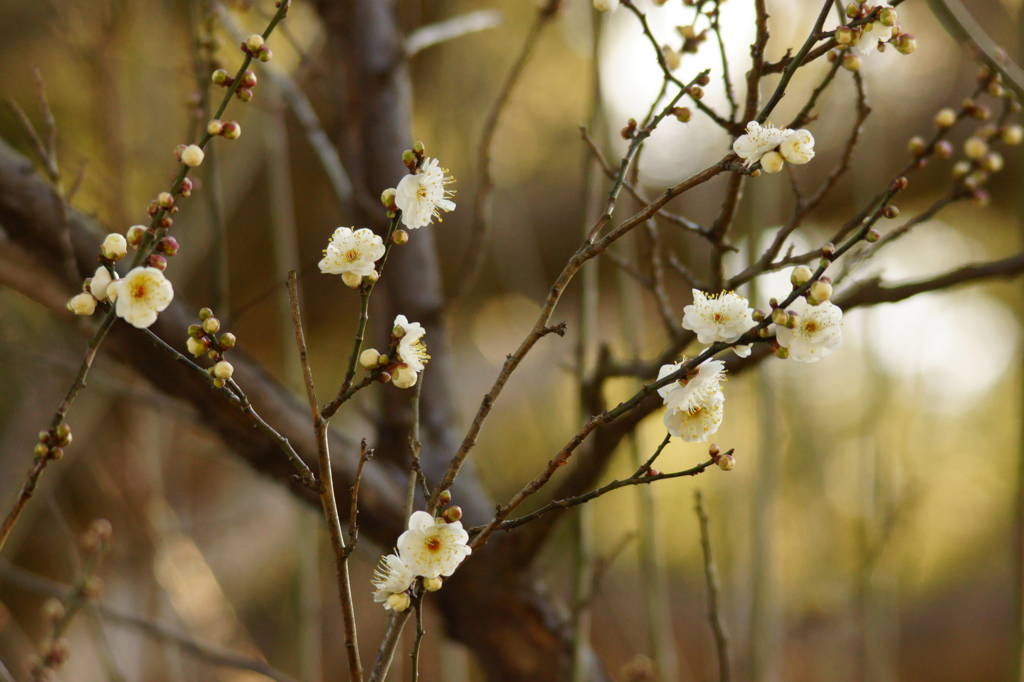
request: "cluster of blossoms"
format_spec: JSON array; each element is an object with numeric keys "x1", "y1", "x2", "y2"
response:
[
  {"x1": 835, "y1": 2, "x2": 915, "y2": 71},
  {"x1": 358, "y1": 315, "x2": 430, "y2": 389},
  {"x1": 658, "y1": 278, "x2": 844, "y2": 441},
  {"x1": 372, "y1": 502, "x2": 471, "y2": 612},
  {"x1": 733, "y1": 121, "x2": 816, "y2": 173},
  {"x1": 185, "y1": 307, "x2": 238, "y2": 388}
]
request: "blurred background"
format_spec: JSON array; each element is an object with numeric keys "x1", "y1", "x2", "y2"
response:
[{"x1": 1, "y1": 0, "x2": 1023, "y2": 680}]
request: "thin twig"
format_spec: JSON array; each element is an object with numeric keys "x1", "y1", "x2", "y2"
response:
[
  {"x1": 695, "y1": 490, "x2": 731, "y2": 682},
  {"x1": 404, "y1": 9, "x2": 503, "y2": 57},
  {"x1": 286, "y1": 271, "x2": 363, "y2": 682}
]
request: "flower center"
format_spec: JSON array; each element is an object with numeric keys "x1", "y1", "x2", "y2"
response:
[
  {"x1": 713, "y1": 313, "x2": 723, "y2": 322},
  {"x1": 804, "y1": 321, "x2": 818, "y2": 333},
  {"x1": 416, "y1": 184, "x2": 428, "y2": 200},
  {"x1": 131, "y1": 283, "x2": 148, "y2": 300},
  {"x1": 425, "y1": 536, "x2": 442, "y2": 553},
  {"x1": 344, "y1": 248, "x2": 360, "y2": 262}
]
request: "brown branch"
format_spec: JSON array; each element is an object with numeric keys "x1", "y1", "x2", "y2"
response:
[
  {"x1": 694, "y1": 490, "x2": 731, "y2": 682},
  {"x1": 286, "y1": 272, "x2": 363, "y2": 682}
]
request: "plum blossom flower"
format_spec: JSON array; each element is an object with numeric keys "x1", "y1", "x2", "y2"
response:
[
  {"x1": 657, "y1": 360, "x2": 725, "y2": 413},
  {"x1": 732, "y1": 121, "x2": 788, "y2": 166},
  {"x1": 775, "y1": 297, "x2": 843, "y2": 362},
  {"x1": 779, "y1": 129, "x2": 815, "y2": 165},
  {"x1": 396, "y1": 511, "x2": 471, "y2": 579},
  {"x1": 682, "y1": 289, "x2": 754, "y2": 357},
  {"x1": 107, "y1": 266, "x2": 174, "y2": 329},
  {"x1": 392, "y1": 314, "x2": 429, "y2": 388},
  {"x1": 89, "y1": 266, "x2": 117, "y2": 301},
  {"x1": 395, "y1": 157, "x2": 455, "y2": 229},
  {"x1": 851, "y1": 6, "x2": 895, "y2": 58},
  {"x1": 372, "y1": 553, "x2": 415, "y2": 605},
  {"x1": 663, "y1": 391, "x2": 724, "y2": 442},
  {"x1": 67, "y1": 292, "x2": 96, "y2": 316},
  {"x1": 318, "y1": 227, "x2": 385, "y2": 283}
]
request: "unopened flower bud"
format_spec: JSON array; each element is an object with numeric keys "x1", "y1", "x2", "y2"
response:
[
  {"x1": 809, "y1": 280, "x2": 833, "y2": 303},
  {"x1": 235, "y1": 87, "x2": 254, "y2": 102},
  {"x1": 790, "y1": 264, "x2": 813, "y2": 287},
  {"x1": 894, "y1": 33, "x2": 916, "y2": 54},
  {"x1": 771, "y1": 308, "x2": 789, "y2": 326},
  {"x1": 34, "y1": 442, "x2": 50, "y2": 457},
  {"x1": 983, "y1": 152, "x2": 1004, "y2": 173},
  {"x1": 341, "y1": 271, "x2": 362, "y2": 288},
  {"x1": 423, "y1": 576, "x2": 443, "y2": 592},
  {"x1": 716, "y1": 453, "x2": 735, "y2": 471},
  {"x1": 221, "y1": 121, "x2": 241, "y2": 140},
  {"x1": 219, "y1": 332, "x2": 237, "y2": 349},
  {"x1": 386, "y1": 592, "x2": 411, "y2": 612},
  {"x1": 760, "y1": 150, "x2": 784, "y2": 174},
  {"x1": 687, "y1": 85, "x2": 703, "y2": 99},
  {"x1": 258, "y1": 46, "x2": 273, "y2": 62},
  {"x1": 673, "y1": 106, "x2": 692, "y2": 123},
  {"x1": 157, "y1": 236, "x2": 180, "y2": 256},
  {"x1": 380, "y1": 187, "x2": 397, "y2": 209},
  {"x1": 971, "y1": 189, "x2": 990, "y2": 207},
  {"x1": 157, "y1": 192, "x2": 174, "y2": 209},
  {"x1": 934, "y1": 108, "x2": 956, "y2": 128},
  {"x1": 198, "y1": 307, "x2": 214, "y2": 320},
  {"x1": 879, "y1": 7, "x2": 897, "y2": 26},
  {"x1": 244, "y1": 33, "x2": 265, "y2": 53},
  {"x1": 835, "y1": 26, "x2": 854, "y2": 44},
  {"x1": 213, "y1": 360, "x2": 234, "y2": 380},
  {"x1": 241, "y1": 72, "x2": 258, "y2": 91},
  {"x1": 952, "y1": 160, "x2": 971, "y2": 178},
  {"x1": 211, "y1": 69, "x2": 230, "y2": 85},
  {"x1": 186, "y1": 337, "x2": 205, "y2": 357},
  {"x1": 360, "y1": 348, "x2": 381, "y2": 368},
  {"x1": 907, "y1": 136, "x2": 925, "y2": 156},
  {"x1": 67, "y1": 293, "x2": 96, "y2": 316},
  {"x1": 178, "y1": 177, "x2": 193, "y2": 197},
  {"x1": 202, "y1": 316, "x2": 221, "y2": 334},
  {"x1": 846, "y1": 2, "x2": 859, "y2": 18},
  {"x1": 964, "y1": 136, "x2": 988, "y2": 160},
  {"x1": 146, "y1": 254, "x2": 167, "y2": 271},
  {"x1": 934, "y1": 140, "x2": 953, "y2": 159},
  {"x1": 392, "y1": 229, "x2": 409, "y2": 245},
  {"x1": 442, "y1": 505, "x2": 463, "y2": 523},
  {"x1": 865, "y1": 229, "x2": 881, "y2": 243},
  {"x1": 661, "y1": 45, "x2": 681, "y2": 71},
  {"x1": 883, "y1": 205, "x2": 900, "y2": 218},
  {"x1": 842, "y1": 54, "x2": 861, "y2": 72},
  {"x1": 41, "y1": 598, "x2": 65, "y2": 622},
  {"x1": 1001, "y1": 124, "x2": 1023, "y2": 145},
  {"x1": 891, "y1": 176, "x2": 909, "y2": 192},
  {"x1": 101, "y1": 233, "x2": 128, "y2": 260},
  {"x1": 206, "y1": 119, "x2": 223, "y2": 136},
  {"x1": 438, "y1": 490, "x2": 452, "y2": 506},
  {"x1": 180, "y1": 144, "x2": 205, "y2": 167},
  {"x1": 392, "y1": 366, "x2": 417, "y2": 389},
  {"x1": 126, "y1": 225, "x2": 147, "y2": 246},
  {"x1": 774, "y1": 345, "x2": 790, "y2": 359}
]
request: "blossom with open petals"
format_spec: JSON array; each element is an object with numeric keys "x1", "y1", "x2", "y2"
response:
[
  {"x1": 775, "y1": 297, "x2": 843, "y2": 362},
  {"x1": 89, "y1": 266, "x2": 117, "y2": 301},
  {"x1": 107, "y1": 266, "x2": 174, "y2": 329},
  {"x1": 682, "y1": 289, "x2": 754, "y2": 357},
  {"x1": 396, "y1": 511, "x2": 471, "y2": 579},
  {"x1": 395, "y1": 157, "x2": 455, "y2": 229},
  {"x1": 779, "y1": 129, "x2": 815, "y2": 165},
  {"x1": 318, "y1": 227, "x2": 385, "y2": 280},
  {"x1": 372, "y1": 553, "x2": 415, "y2": 605},
  {"x1": 391, "y1": 314, "x2": 429, "y2": 388},
  {"x1": 664, "y1": 391, "x2": 724, "y2": 442},
  {"x1": 732, "y1": 121, "x2": 788, "y2": 166},
  {"x1": 657, "y1": 360, "x2": 725, "y2": 413}
]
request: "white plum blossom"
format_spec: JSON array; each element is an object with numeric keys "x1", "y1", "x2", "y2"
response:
[
  {"x1": 318, "y1": 227, "x2": 385, "y2": 282},
  {"x1": 67, "y1": 292, "x2": 96, "y2": 316},
  {"x1": 396, "y1": 511, "x2": 472, "y2": 579},
  {"x1": 663, "y1": 390, "x2": 724, "y2": 442},
  {"x1": 100, "y1": 233, "x2": 128, "y2": 261},
  {"x1": 89, "y1": 266, "x2": 117, "y2": 301},
  {"x1": 734, "y1": 122, "x2": 815, "y2": 170},
  {"x1": 851, "y1": 8, "x2": 894, "y2": 58},
  {"x1": 392, "y1": 314, "x2": 429, "y2": 388},
  {"x1": 657, "y1": 360, "x2": 725, "y2": 413},
  {"x1": 775, "y1": 297, "x2": 843, "y2": 362},
  {"x1": 372, "y1": 553, "x2": 415, "y2": 605},
  {"x1": 779, "y1": 129, "x2": 815, "y2": 165},
  {"x1": 682, "y1": 289, "x2": 754, "y2": 357},
  {"x1": 732, "y1": 121, "x2": 788, "y2": 166},
  {"x1": 107, "y1": 266, "x2": 174, "y2": 329},
  {"x1": 395, "y1": 157, "x2": 455, "y2": 229}
]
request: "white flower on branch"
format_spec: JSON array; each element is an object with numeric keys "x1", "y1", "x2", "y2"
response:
[
  {"x1": 396, "y1": 511, "x2": 472, "y2": 579},
  {"x1": 734, "y1": 122, "x2": 815, "y2": 170},
  {"x1": 657, "y1": 360, "x2": 726, "y2": 413},
  {"x1": 106, "y1": 266, "x2": 174, "y2": 329},
  {"x1": 732, "y1": 121, "x2": 788, "y2": 167},
  {"x1": 851, "y1": 6, "x2": 895, "y2": 58},
  {"x1": 89, "y1": 266, "x2": 118, "y2": 301},
  {"x1": 775, "y1": 297, "x2": 843, "y2": 362},
  {"x1": 395, "y1": 157, "x2": 456, "y2": 229},
  {"x1": 318, "y1": 227, "x2": 385, "y2": 285},
  {"x1": 664, "y1": 390, "x2": 724, "y2": 442},
  {"x1": 372, "y1": 553, "x2": 415, "y2": 606},
  {"x1": 100, "y1": 233, "x2": 128, "y2": 261},
  {"x1": 392, "y1": 314, "x2": 429, "y2": 389},
  {"x1": 682, "y1": 289, "x2": 754, "y2": 357},
  {"x1": 66, "y1": 292, "x2": 96, "y2": 316}
]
